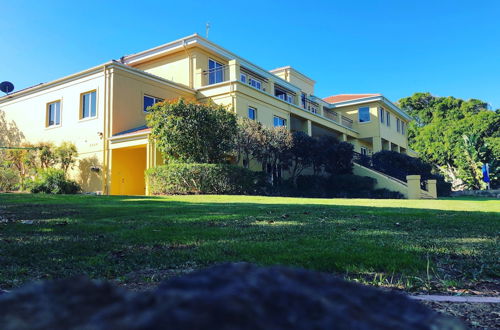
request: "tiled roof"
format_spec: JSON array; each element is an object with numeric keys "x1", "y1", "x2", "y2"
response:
[
  {"x1": 323, "y1": 94, "x2": 381, "y2": 104},
  {"x1": 113, "y1": 125, "x2": 151, "y2": 137}
]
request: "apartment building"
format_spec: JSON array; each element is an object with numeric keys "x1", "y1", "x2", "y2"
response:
[{"x1": 0, "y1": 34, "x2": 413, "y2": 196}]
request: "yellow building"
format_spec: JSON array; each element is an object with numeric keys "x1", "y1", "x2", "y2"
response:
[{"x1": 0, "y1": 34, "x2": 417, "y2": 196}]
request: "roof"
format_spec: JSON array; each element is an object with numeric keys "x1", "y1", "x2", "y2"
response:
[
  {"x1": 323, "y1": 94, "x2": 381, "y2": 104},
  {"x1": 113, "y1": 125, "x2": 151, "y2": 137}
]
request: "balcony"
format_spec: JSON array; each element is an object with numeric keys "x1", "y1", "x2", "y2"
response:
[
  {"x1": 202, "y1": 65, "x2": 229, "y2": 86},
  {"x1": 341, "y1": 116, "x2": 353, "y2": 128},
  {"x1": 324, "y1": 108, "x2": 338, "y2": 122}
]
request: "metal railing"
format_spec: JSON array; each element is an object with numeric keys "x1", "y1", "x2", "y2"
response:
[
  {"x1": 324, "y1": 109, "x2": 339, "y2": 122},
  {"x1": 201, "y1": 65, "x2": 229, "y2": 86},
  {"x1": 341, "y1": 116, "x2": 353, "y2": 128}
]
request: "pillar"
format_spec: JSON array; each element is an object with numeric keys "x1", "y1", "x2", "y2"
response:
[
  {"x1": 427, "y1": 179, "x2": 437, "y2": 199},
  {"x1": 372, "y1": 137, "x2": 382, "y2": 153},
  {"x1": 342, "y1": 133, "x2": 348, "y2": 142},
  {"x1": 228, "y1": 59, "x2": 240, "y2": 82},
  {"x1": 306, "y1": 120, "x2": 312, "y2": 136},
  {"x1": 406, "y1": 175, "x2": 421, "y2": 199}
]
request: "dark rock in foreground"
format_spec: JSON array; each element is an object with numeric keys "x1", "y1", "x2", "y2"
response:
[{"x1": 0, "y1": 263, "x2": 464, "y2": 330}]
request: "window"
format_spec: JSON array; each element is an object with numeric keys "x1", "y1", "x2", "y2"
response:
[
  {"x1": 240, "y1": 73, "x2": 247, "y2": 83},
  {"x1": 401, "y1": 122, "x2": 406, "y2": 135},
  {"x1": 248, "y1": 77, "x2": 261, "y2": 90},
  {"x1": 273, "y1": 116, "x2": 287, "y2": 127},
  {"x1": 274, "y1": 87, "x2": 294, "y2": 103},
  {"x1": 143, "y1": 95, "x2": 164, "y2": 112},
  {"x1": 396, "y1": 118, "x2": 401, "y2": 132},
  {"x1": 47, "y1": 101, "x2": 61, "y2": 127},
  {"x1": 386, "y1": 112, "x2": 391, "y2": 126},
  {"x1": 81, "y1": 91, "x2": 97, "y2": 119},
  {"x1": 301, "y1": 93, "x2": 307, "y2": 108},
  {"x1": 208, "y1": 59, "x2": 224, "y2": 84},
  {"x1": 360, "y1": 147, "x2": 368, "y2": 156},
  {"x1": 358, "y1": 107, "x2": 370, "y2": 123},
  {"x1": 379, "y1": 108, "x2": 385, "y2": 123},
  {"x1": 248, "y1": 107, "x2": 256, "y2": 120}
]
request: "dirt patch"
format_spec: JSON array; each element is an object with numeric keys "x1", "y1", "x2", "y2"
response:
[{"x1": 421, "y1": 301, "x2": 499, "y2": 329}]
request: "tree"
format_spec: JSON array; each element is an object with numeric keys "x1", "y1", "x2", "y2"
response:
[
  {"x1": 287, "y1": 131, "x2": 314, "y2": 186},
  {"x1": 256, "y1": 127, "x2": 293, "y2": 185},
  {"x1": 234, "y1": 118, "x2": 263, "y2": 168},
  {"x1": 399, "y1": 93, "x2": 500, "y2": 189},
  {"x1": 5, "y1": 143, "x2": 37, "y2": 190},
  {"x1": 146, "y1": 99, "x2": 238, "y2": 164},
  {"x1": 55, "y1": 142, "x2": 78, "y2": 174}
]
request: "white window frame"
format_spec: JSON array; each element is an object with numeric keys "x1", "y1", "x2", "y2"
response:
[
  {"x1": 80, "y1": 90, "x2": 97, "y2": 120},
  {"x1": 240, "y1": 73, "x2": 247, "y2": 83},
  {"x1": 360, "y1": 147, "x2": 368, "y2": 156},
  {"x1": 358, "y1": 106, "x2": 371, "y2": 123},
  {"x1": 396, "y1": 118, "x2": 401, "y2": 132},
  {"x1": 386, "y1": 112, "x2": 391, "y2": 126},
  {"x1": 46, "y1": 100, "x2": 61, "y2": 128},
  {"x1": 273, "y1": 116, "x2": 287, "y2": 127},
  {"x1": 208, "y1": 58, "x2": 224, "y2": 85},
  {"x1": 248, "y1": 107, "x2": 257, "y2": 120},
  {"x1": 379, "y1": 107, "x2": 385, "y2": 123},
  {"x1": 401, "y1": 122, "x2": 406, "y2": 135},
  {"x1": 248, "y1": 77, "x2": 262, "y2": 90},
  {"x1": 143, "y1": 95, "x2": 164, "y2": 113}
]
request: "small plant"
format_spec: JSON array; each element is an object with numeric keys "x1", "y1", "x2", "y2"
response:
[{"x1": 29, "y1": 168, "x2": 81, "y2": 194}]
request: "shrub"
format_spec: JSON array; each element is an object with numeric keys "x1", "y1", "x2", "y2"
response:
[
  {"x1": 0, "y1": 166, "x2": 19, "y2": 191},
  {"x1": 291, "y1": 174, "x2": 403, "y2": 199},
  {"x1": 146, "y1": 163, "x2": 265, "y2": 195},
  {"x1": 372, "y1": 150, "x2": 451, "y2": 196},
  {"x1": 29, "y1": 168, "x2": 81, "y2": 194}
]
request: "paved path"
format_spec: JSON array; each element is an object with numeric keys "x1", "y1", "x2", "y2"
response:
[{"x1": 410, "y1": 295, "x2": 500, "y2": 303}]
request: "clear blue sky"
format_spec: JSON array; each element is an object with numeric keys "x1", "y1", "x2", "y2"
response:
[{"x1": 1, "y1": 0, "x2": 499, "y2": 108}]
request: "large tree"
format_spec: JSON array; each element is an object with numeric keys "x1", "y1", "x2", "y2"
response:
[
  {"x1": 399, "y1": 93, "x2": 500, "y2": 189},
  {"x1": 147, "y1": 99, "x2": 238, "y2": 164}
]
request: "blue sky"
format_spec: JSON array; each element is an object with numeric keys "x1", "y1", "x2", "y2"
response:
[{"x1": 1, "y1": 0, "x2": 499, "y2": 108}]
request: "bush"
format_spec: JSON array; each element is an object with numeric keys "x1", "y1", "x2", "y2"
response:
[
  {"x1": 29, "y1": 168, "x2": 81, "y2": 194},
  {"x1": 0, "y1": 166, "x2": 19, "y2": 191},
  {"x1": 290, "y1": 174, "x2": 404, "y2": 199},
  {"x1": 146, "y1": 163, "x2": 265, "y2": 195}
]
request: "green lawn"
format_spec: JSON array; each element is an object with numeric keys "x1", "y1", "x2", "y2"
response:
[{"x1": 0, "y1": 194, "x2": 498, "y2": 291}]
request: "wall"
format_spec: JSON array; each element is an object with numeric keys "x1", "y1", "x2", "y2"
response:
[
  {"x1": 0, "y1": 70, "x2": 106, "y2": 192},
  {"x1": 353, "y1": 164, "x2": 408, "y2": 197},
  {"x1": 110, "y1": 68, "x2": 195, "y2": 135},
  {"x1": 134, "y1": 51, "x2": 191, "y2": 87}
]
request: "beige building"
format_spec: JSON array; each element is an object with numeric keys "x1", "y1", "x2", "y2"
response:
[{"x1": 0, "y1": 34, "x2": 417, "y2": 196}]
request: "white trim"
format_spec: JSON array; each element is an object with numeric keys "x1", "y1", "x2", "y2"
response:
[
  {"x1": 108, "y1": 131, "x2": 150, "y2": 142},
  {"x1": 122, "y1": 34, "x2": 301, "y2": 93}
]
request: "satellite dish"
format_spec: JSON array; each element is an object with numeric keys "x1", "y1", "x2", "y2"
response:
[{"x1": 0, "y1": 81, "x2": 15, "y2": 94}]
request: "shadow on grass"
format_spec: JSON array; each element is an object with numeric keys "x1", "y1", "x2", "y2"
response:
[{"x1": 0, "y1": 193, "x2": 498, "y2": 289}]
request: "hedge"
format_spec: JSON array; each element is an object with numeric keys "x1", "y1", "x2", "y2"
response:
[
  {"x1": 146, "y1": 163, "x2": 265, "y2": 195},
  {"x1": 28, "y1": 168, "x2": 81, "y2": 194}
]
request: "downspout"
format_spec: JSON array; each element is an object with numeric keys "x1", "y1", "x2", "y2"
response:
[
  {"x1": 182, "y1": 39, "x2": 194, "y2": 89},
  {"x1": 101, "y1": 64, "x2": 108, "y2": 195}
]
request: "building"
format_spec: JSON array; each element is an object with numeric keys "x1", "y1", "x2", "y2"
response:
[{"x1": 0, "y1": 34, "x2": 415, "y2": 196}]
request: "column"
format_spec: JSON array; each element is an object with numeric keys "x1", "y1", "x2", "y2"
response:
[
  {"x1": 427, "y1": 179, "x2": 437, "y2": 199},
  {"x1": 406, "y1": 175, "x2": 421, "y2": 199},
  {"x1": 372, "y1": 137, "x2": 382, "y2": 153},
  {"x1": 306, "y1": 120, "x2": 312, "y2": 136},
  {"x1": 228, "y1": 59, "x2": 240, "y2": 82}
]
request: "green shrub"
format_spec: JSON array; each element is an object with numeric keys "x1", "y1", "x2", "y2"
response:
[
  {"x1": 29, "y1": 168, "x2": 81, "y2": 194},
  {"x1": 291, "y1": 174, "x2": 404, "y2": 199},
  {"x1": 146, "y1": 163, "x2": 265, "y2": 195},
  {"x1": 0, "y1": 166, "x2": 19, "y2": 191}
]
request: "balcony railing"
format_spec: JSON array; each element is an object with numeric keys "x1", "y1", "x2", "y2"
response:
[
  {"x1": 341, "y1": 115, "x2": 353, "y2": 128},
  {"x1": 324, "y1": 108, "x2": 339, "y2": 122},
  {"x1": 202, "y1": 65, "x2": 229, "y2": 86}
]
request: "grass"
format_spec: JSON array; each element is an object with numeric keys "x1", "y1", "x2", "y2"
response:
[{"x1": 0, "y1": 193, "x2": 498, "y2": 291}]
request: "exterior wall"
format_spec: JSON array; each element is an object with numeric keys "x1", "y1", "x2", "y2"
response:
[
  {"x1": 110, "y1": 68, "x2": 195, "y2": 136},
  {"x1": 271, "y1": 68, "x2": 315, "y2": 95},
  {"x1": 353, "y1": 164, "x2": 408, "y2": 197},
  {"x1": 0, "y1": 70, "x2": 106, "y2": 192},
  {"x1": 133, "y1": 51, "x2": 191, "y2": 87}
]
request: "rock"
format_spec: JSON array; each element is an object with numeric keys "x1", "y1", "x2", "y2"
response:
[{"x1": 0, "y1": 263, "x2": 465, "y2": 330}]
